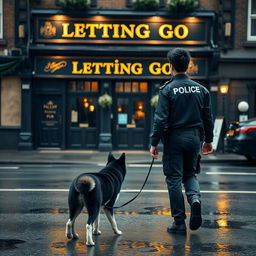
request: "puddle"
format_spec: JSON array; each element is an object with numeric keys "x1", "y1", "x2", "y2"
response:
[
  {"x1": 29, "y1": 206, "x2": 171, "y2": 215},
  {"x1": 30, "y1": 208, "x2": 69, "y2": 214},
  {"x1": 203, "y1": 219, "x2": 247, "y2": 229},
  {"x1": 0, "y1": 239, "x2": 25, "y2": 250},
  {"x1": 50, "y1": 240, "x2": 256, "y2": 255}
]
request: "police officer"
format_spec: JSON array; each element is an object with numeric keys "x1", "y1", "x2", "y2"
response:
[{"x1": 150, "y1": 48, "x2": 214, "y2": 233}]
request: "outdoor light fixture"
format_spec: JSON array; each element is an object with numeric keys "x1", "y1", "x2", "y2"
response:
[{"x1": 219, "y1": 84, "x2": 229, "y2": 94}]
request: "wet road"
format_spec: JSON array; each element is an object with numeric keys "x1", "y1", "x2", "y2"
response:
[{"x1": 0, "y1": 158, "x2": 256, "y2": 255}]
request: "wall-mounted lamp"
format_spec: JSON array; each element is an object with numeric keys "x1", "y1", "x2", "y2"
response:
[
  {"x1": 219, "y1": 84, "x2": 229, "y2": 94},
  {"x1": 225, "y1": 22, "x2": 231, "y2": 37},
  {"x1": 18, "y1": 24, "x2": 25, "y2": 38}
]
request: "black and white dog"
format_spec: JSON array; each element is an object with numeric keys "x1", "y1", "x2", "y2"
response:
[{"x1": 65, "y1": 152, "x2": 126, "y2": 246}]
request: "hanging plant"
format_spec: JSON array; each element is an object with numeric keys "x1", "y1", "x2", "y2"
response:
[
  {"x1": 59, "y1": 0, "x2": 91, "y2": 10},
  {"x1": 132, "y1": 0, "x2": 160, "y2": 11},
  {"x1": 167, "y1": 0, "x2": 199, "y2": 13},
  {"x1": 150, "y1": 94, "x2": 159, "y2": 108},
  {"x1": 98, "y1": 93, "x2": 113, "y2": 108}
]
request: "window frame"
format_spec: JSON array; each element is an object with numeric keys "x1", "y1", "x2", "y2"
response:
[
  {"x1": 247, "y1": 0, "x2": 256, "y2": 41},
  {"x1": 0, "y1": 0, "x2": 3, "y2": 39}
]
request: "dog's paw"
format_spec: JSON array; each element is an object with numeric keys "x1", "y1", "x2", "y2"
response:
[
  {"x1": 93, "y1": 230, "x2": 102, "y2": 235},
  {"x1": 66, "y1": 233, "x2": 72, "y2": 239},
  {"x1": 72, "y1": 233, "x2": 79, "y2": 240},
  {"x1": 114, "y1": 229, "x2": 122, "y2": 235},
  {"x1": 86, "y1": 241, "x2": 95, "y2": 247}
]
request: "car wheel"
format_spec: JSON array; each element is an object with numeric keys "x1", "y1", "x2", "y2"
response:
[{"x1": 245, "y1": 155, "x2": 256, "y2": 163}]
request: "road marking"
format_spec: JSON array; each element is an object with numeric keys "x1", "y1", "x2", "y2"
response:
[
  {"x1": 0, "y1": 167, "x2": 19, "y2": 170},
  {"x1": 0, "y1": 189, "x2": 256, "y2": 194},
  {"x1": 206, "y1": 172, "x2": 256, "y2": 175}
]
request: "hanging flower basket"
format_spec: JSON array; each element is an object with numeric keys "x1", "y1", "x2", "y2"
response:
[
  {"x1": 167, "y1": 0, "x2": 199, "y2": 13},
  {"x1": 132, "y1": 0, "x2": 160, "y2": 11},
  {"x1": 98, "y1": 93, "x2": 113, "y2": 108},
  {"x1": 150, "y1": 94, "x2": 159, "y2": 108},
  {"x1": 60, "y1": 0, "x2": 91, "y2": 10}
]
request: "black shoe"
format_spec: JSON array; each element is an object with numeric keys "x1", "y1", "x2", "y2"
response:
[
  {"x1": 189, "y1": 199, "x2": 202, "y2": 230},
  {"x1": 167, "y1": 222, "x2": 186, "y2": 233}
]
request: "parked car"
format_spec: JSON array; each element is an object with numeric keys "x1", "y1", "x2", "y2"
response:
[{"x1": 224, "y1": 118, "x2": 256, "y2": 161}]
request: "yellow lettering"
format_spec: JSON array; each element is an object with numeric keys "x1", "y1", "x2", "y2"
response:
[
  {"x1": 114, "y1": 59, "x2": 120, "y2": 74},
  {"x1": 158, "y1": 24, "x2": 173, "y2": 39},
  {"x1": 74, "y1": 24, "x2": 86, "y2": 38},
  {"x1": 99, "y1": 24, "x2": 113, "y2": 38},
  {"x1": 92, "y1": 63, "x2": 103, "y2": 74},
  {"x1": 174, "y1": 24, "x2": 189, "y2": 39},
  {"x1": 82, "y1": 63, "x2": 92, "y2": 74},
  {"x1": 149, "y1": 62, "x2": 161, "y2": 75},
  {"x1": 72, "y1": 61, "x2": 83, "y2": 74},
  {"x1": 131, "y1": 63, "x2": 143, "y2": 75},
  {"x1": 62, "y1": 23, "x2": 74, "y2": 38},
  {"x1": 86, "y1": 24, "x2": 99, "y2": 38},
  {"x1": 120, "y1": 24, "x2": 135, "y2": 39},
  {"x1": 119, "y1": 63, "x2": 131, "y2": 74},
  {"x1": 112, "y1": 24, "x2": 120, "y2": 38},
  {"x1": 135, "y1": 24, "x2": 150, "y2": 39},
  {"x1": 162, "y1": 63, "x2": 170, "y2": 75},
  {"x1": 102, "y1": 63, "x2": 114, "y2": 74}
]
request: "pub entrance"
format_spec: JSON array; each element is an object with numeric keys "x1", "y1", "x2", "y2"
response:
[
  {"x1": 112, "y1": 80, "x2": 150, "y2": 150},
  {"x1": 34, "y1": 95, "x2": 63, "y2": 148}
]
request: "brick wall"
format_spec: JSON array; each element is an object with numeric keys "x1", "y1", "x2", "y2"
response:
[
  {"x1": 1, "y1": 0, "x2": 15, "y2": 50},
  {"x1": 200, "y1": 0, "x2": 218, "y2": 11},
  {"x1": 234, "y1": 0, "x2": 248, "y2": 49}
]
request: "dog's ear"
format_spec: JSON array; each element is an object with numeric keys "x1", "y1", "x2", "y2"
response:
[
  {"x1": 108, "y1": 152, "x2": 116, "y2": 163},
  {"x1": 118, "y1": 153, "x2": 126, "y2": 163}
]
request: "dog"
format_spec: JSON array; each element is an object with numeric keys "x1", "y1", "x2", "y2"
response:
[{"x1": 65, "y1": 152, "x2": 126, "y2": 246}]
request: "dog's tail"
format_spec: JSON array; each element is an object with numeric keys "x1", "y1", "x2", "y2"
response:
[{"x1": 75, "y1": 175, "x2": 96, "y2": 194}]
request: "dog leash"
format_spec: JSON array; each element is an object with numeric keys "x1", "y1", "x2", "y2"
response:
[{"x1": 107, "y1": 158, "x2": 155, "y2": 209}]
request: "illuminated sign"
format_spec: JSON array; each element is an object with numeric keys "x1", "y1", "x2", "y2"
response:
[
  {"x1": 35, "y1": 16, "x2": 209, "y2": 45},
  {"x1": 35, "y1": 56, "x2": 208, "y2": 79}
]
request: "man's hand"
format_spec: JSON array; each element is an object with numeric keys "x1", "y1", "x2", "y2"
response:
[
  {"x1": 150, "y1": 145, "x2": 159, "y2": 159},
  {"x1": 202, "y1": 142, "x2": 213, "y2": 155}
]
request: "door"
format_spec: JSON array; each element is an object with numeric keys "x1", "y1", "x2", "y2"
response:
[
  {"x1": 66, "y1": 80, "x2": 99, "y2": 149},
  {"x1": 113, "y1": 81, "x2": 149, "y2": 149},
  {"x1": 35, "y1": 95, "x2": 63, "y2": 148}
]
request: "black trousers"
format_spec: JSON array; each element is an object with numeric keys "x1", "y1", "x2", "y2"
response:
[{"x1": 162, "y1": 129, "x2": 201, "y2": 224}]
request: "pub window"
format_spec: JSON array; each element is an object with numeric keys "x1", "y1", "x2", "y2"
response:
[
  {"x1": 248, "y1": 0, "x2": 256, "y2": 41},
  {"x1": 117, "y1": 98, "x2": 145, "y2": 128},
  {"x1": 70, "y1": 97, "x2": 97, "y2": 128},
  {"x1": 115, "y1": 81, "x2": 148, "y2": 93},
  {"x1": 69, "y1": 80, "x2": 98, "y2": 128},
  {"x1": 0, "y1": 0, "x2": 3, "y2": 39},
  {"x1": 0, "y1": 77, "x2": 21, "y2": 127},
  {"x1": 68, "y1": 81, "x2": 99, "y2": 92}
]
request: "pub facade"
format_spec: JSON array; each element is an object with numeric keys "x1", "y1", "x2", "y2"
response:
[
  {"x1": 27, "y1": 10, "x2": 218, "y2": 150},
  {"x1": 1, "y1": 1, "x2": 221, "y2": 150}
]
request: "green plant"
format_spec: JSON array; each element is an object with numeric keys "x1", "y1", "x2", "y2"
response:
[
  {"x1": 132, "y1": 0, "x2": 160, "y2": 11},
  {"x1": 167, "y1": 0, "x2": 199, "y2": 13},
  {"x1": 60, "y1": 0, "x2": 90, "y2": 10},
  {"x1": 98, "y1": 93, "x2": 113, "y2": 108},
  {"x1": 150, "y1": 94, "x2": 159, "y2": 108}
]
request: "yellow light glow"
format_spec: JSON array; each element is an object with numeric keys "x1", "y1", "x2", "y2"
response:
[
  {"x1": 219, "y1": 85, "x2": 229, "y2": 94},
  {"x1": 89, "y1": 105, "x2": 95, "y2": 112},
  {"x1": 84, "y1": 102, "x2": 89, "y2": 108},
  {"x1": 118, "y1": 107, "x2": 122, "y2": 112}
]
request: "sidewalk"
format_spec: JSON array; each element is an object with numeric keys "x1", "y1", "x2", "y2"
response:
[{"x1": 0, "y1": 150, "x2": 246, "y2": 165}]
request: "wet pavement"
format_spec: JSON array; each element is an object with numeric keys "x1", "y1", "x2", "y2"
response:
[{"x1": 0, "y1": 153, "x2": 256, "y2": 255}]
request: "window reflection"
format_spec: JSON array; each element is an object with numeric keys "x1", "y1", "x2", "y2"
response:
[
  {"x1": 71, "y1": 97, "x2": 97, "y2": 127},
  {"x1": 134, "y1": 101, "x2": 145, "y2": 127},
  {"x1": 117, "y1": 98, "x2": 145, "y2": 128}
]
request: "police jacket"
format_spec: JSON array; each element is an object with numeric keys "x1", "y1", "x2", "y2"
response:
[{"x1": 151, "y1": 74, "x2": 214, "y2": 146}]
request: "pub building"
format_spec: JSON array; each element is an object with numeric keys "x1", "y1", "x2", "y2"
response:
[{"x1": 18, "y1": 8, "x2": 219, "y2": 151}]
